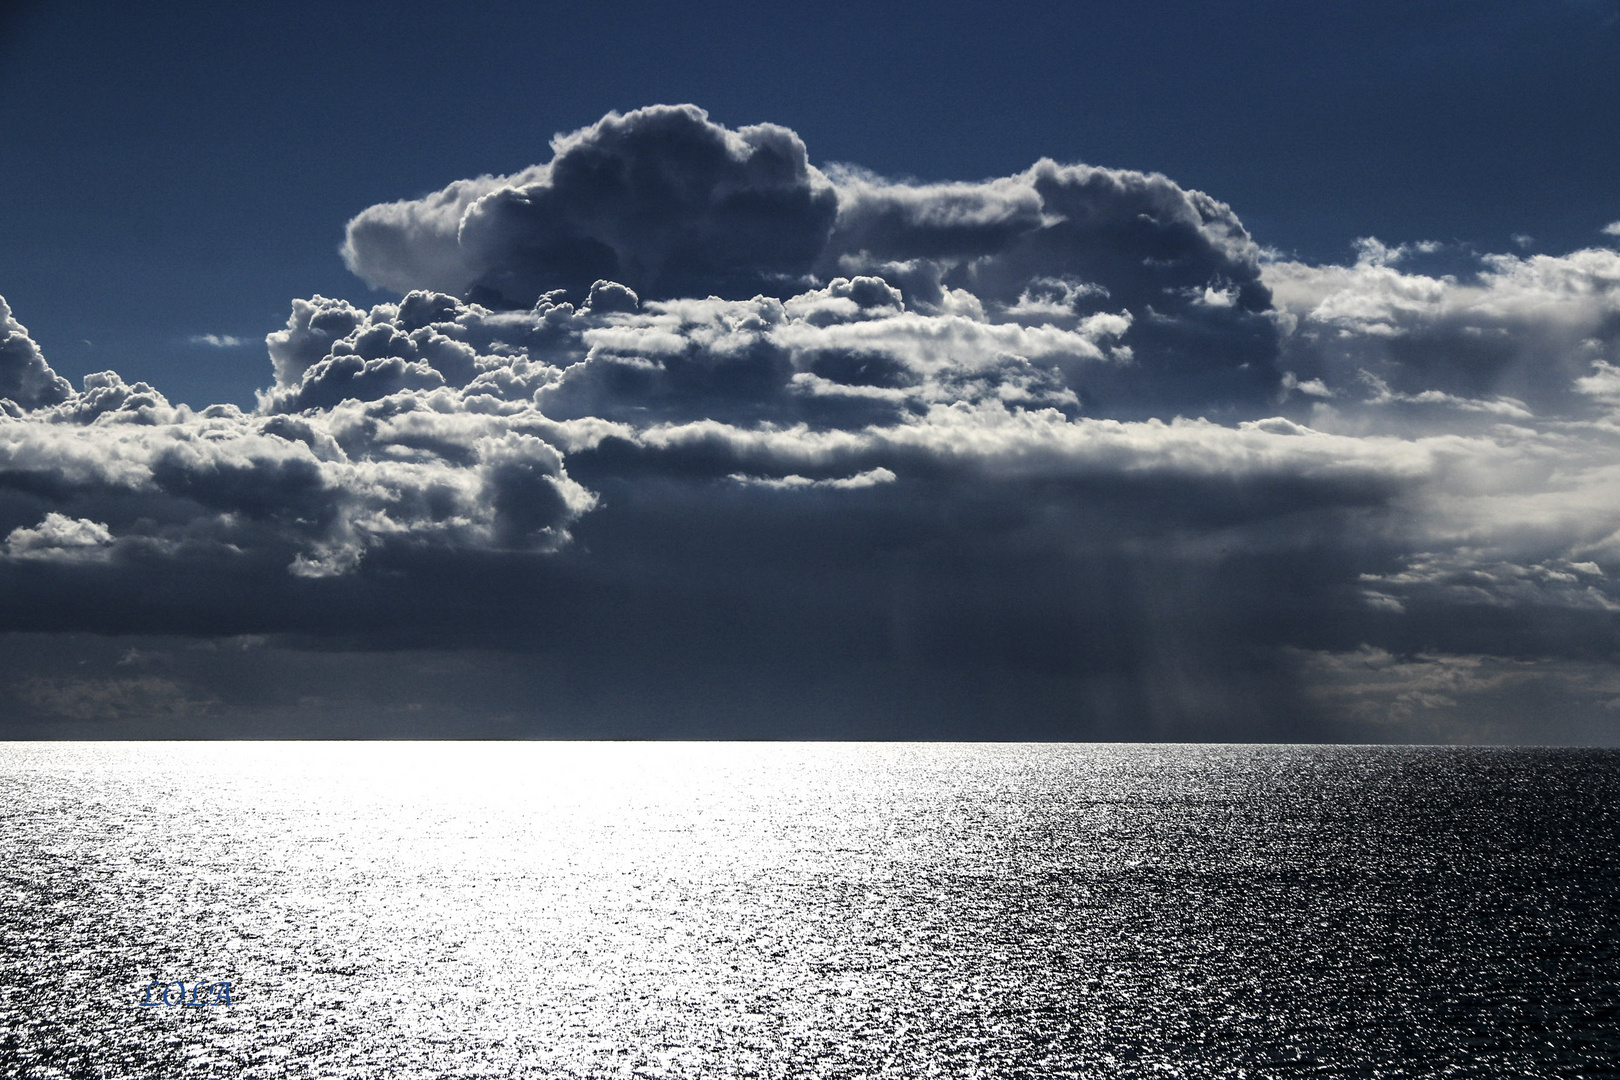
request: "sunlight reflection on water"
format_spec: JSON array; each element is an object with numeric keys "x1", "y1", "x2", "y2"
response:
[{"x1": 2, "y1": 742, "x2": 1618, "y2": 1078}]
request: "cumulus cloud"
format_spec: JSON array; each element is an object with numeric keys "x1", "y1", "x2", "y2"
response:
[
  {"x1": 3, "y1": 105, "x2": 1620, "y2": 739},
  {"x1": 0, "y1": 325, "x2": 596, "y2": 579},
  {"x1": 0, "y1": 295, "x2": 72, "y2": 411},
  {"x1": 344, "y1": 105, "x2": 838, "y2": 307},
  {"x1": 343, "y1": 104, "x2": 1280, "y2": 418},
  {"x1": 1265, "y1": 240, "x2": 1620, "y2": 419},
  {"x1": 825, "y1": 158, "x2": 1279, "y2": 414},
  {"x1": 3, "y1": 513, "x2": 114, "y2": 562}
]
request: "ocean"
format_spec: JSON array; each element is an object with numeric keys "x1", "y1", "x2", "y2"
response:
[{"x1": 2, "y1": 742, "x2": 1617, "y2": 1078}]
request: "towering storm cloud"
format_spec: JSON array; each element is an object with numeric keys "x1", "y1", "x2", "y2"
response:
[
  {"x1": 343, "y1": 106, "x2": 840, "y2": 308},
  {"x1": 4, "y1": 106, "x2": 1620, "y2": 739},
  {"x1": 344, "y1": 105, "x2": 1279, "y2": 416}
]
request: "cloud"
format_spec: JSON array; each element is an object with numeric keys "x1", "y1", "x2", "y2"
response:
[
  {"x1": 1604, "y1": 221, "x2": 1620, "y2": 237},
  {"x1": 20, "y1": 674, "x2": 216, "y2": 722},
  {"x1": 190, "y1": 333, "x2": 246, "y2": 348},
  {"x1": 1266, "y1": 241, "x2": 1620, "y2": 419},
  {"x1": 1294, "y1": 646, "x2": 1620, "y2": 744},
  {"x1": 826, "y1": 160, "x2": 1279, "y2": 417},
  {"x1": 0, "y1": 295, "x2": 72, "y2": 411},
  {"x1": 731, "y1": 467, "x2": 896, "y2": 491},
  {"x1": 0, "y1": 276, "x2": 1407, "y2": 739},
  {"x1": 3, "y1": 105, "x2": 1620, "y2": 739},
  {"x1": 0, "y1": 337, "x2": 597, "y2": 579},
  {"x1": 344, "y1": 104, "x2": 1282, "y2": 418},
  {"x1": 344, "y1": 105, "x2": 839, "y2": 307},
  {"x1": 3, "y1": 512, "x2": 114, "y2": 562},
  {"x1": 1574, "y1": 359, "x2": 1620, "y2": 402},
  {"x1": 1361, "y1": 552, "x2": 1620, "y2": 615}
]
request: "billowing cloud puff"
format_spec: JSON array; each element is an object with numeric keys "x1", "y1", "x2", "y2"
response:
[
  {"x1": 0, "y1": 336, "x2": 596, "y2": 579},
  {"x1": 344, "y1": 105, "x2": 839, "y2": 307},
  {"x1": 3, "y1": 512, "x2": 114, "y2": 562},
  {"x1": 826, "y1": 160, "x2": 1277, "y2": 414},
  {"x1": 3, "y1": 105, "x2": 1620, "y2": 740},
  {"x1": 0, "y1": 296, "x2": 72, "y2": 411},
  {"x1": 344, "y1": 105, "x2": 1279, "y2": 417}
]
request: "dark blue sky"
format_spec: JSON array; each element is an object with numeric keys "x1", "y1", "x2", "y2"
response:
[{"x1": 3, "y1": 0, "x2": 1617, "y2": 407}]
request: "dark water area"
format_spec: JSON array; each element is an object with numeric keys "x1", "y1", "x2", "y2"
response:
[{"x1": 2, "y1": 743, "x2": 1617, "y2": 1078}]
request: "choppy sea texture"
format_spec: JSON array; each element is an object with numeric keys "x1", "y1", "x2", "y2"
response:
[{"x1": 2, "y1": 742, "x2": 1618, "y2": 1078}]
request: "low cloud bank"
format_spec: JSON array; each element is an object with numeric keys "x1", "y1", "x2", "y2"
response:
[{"x1": 4, "y1": 105, "x2": 1620, "y2": 739}]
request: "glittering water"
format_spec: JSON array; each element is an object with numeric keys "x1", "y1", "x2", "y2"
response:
[{"x1": 2, "y1": 743, "x2": 1618, "y2": 1078}]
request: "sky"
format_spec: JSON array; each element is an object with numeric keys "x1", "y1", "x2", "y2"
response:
[{"x1": 2, "y1": 0, "x2": 1619, "y2": 741}]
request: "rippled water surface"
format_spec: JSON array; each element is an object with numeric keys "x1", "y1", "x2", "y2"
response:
[{"x1": 3, "y1": 743, "x2": 1618, "y2": 1078}]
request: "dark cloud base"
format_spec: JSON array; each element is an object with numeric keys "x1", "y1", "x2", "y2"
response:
[
  {"x1": 4, "y1": 106, "x2": 1620, "y2": 741},
  {"x1": 0, "y1": 629, "x2": 1337, "y2": 743}
]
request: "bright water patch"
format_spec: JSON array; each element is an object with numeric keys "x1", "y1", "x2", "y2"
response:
[{"x1": 2, "y1": 743, "x2": 1617, "y2": 1078}]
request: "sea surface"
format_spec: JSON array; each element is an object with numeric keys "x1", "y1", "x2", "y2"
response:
[{"x1": 2, "y1": 743, "x2": 1617, "y2": 1079}]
